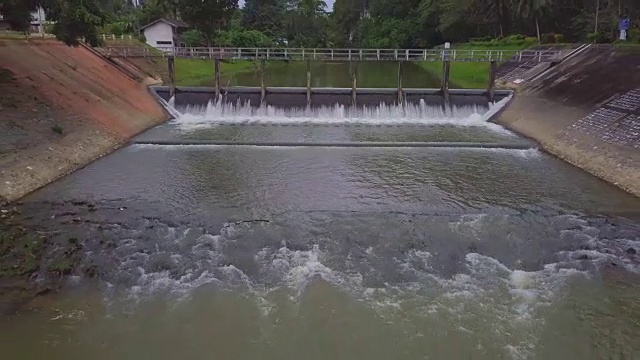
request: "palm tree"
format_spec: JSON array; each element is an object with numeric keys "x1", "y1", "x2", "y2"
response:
[{"x1": 514, "y1": 0, "x2": 552, "y2": 43}]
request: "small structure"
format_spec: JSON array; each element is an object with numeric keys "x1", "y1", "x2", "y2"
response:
[
  {"x1": 141, "y1": 18, "x2": 189, "y2": 50},
  {"x1": 30, "y1": 6, "x2": 46, "y2": 33}
]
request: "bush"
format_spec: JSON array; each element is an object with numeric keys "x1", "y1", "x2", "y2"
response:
[
  {"x1": 507, "y1": 34, "x2": 525, "y2": 41},
  {"x1": 541, "y1": 33, "x2": 556, "y2": 44},
  {"x1": 44, "y1": 22, "x2": 55, "y2": 34},
  {"x1": 525, "y1": 36, "x2": 538, "y2": 44},
  {"x1": 586, "y1": 32, "x2": 610, "y2": 44},
  {"x1": 181, "y1": 29, "x2": 205, "y2": 47},
  {"x1": 51, "y1": 124, "x2": 63, "y2": 135},
  {"x1": 101, "y1": 22, "x2": 130, "y2": 36},
  {"x1": 629, "y1": 29, "x2": 640, "y2": 44},
  {"x1": 217, "y1": 29, "x2": 273, "y2": 47},
  {"x1": 554, "y1": 33, "x2": 565, "y2": 43}
]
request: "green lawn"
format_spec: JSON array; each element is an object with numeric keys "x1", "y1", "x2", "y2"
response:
[
  {"x1": 174, "y1": 59, "x2": 293, "y2": 86},
  {"x1": 175, "y1": 59, "x2": 258, "y2": 86},
  {"x1": 418, "y1": 41, "x2": 536, "y2": 89}
]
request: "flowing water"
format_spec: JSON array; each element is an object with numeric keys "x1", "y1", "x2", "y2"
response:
[{"x1": 2, "y1": 99, "x2": 640, "y2": 359}]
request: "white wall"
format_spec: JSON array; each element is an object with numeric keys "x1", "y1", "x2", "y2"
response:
[
  {"x1": 144, "y1": 22, "x2": 175, "y2": 49},
  {"x1": 30, "y1": 7, "x2": 46, "y2": 33}
]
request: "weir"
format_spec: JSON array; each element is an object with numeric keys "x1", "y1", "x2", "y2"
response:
[{"x1": 153, "y1": 86, "x2": 513, "y2": 109}]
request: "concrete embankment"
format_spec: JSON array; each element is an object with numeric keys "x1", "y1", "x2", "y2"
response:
[
  {"x1": 0, "y1": 39, "x2": 168, "y2": 201},
  {"x1": 495, "y1": 45, "x2": 640, "y2": 196}
]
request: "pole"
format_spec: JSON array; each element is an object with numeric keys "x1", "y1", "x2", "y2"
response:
[
  {"x1": 351, "y1": 61, "x2": 357, "y2": 107},
  {"x1": 214, "y1": 58, "x2": 220, "y2": 101},
  {"x1": 397, "y1": 61, "x2": 404, "y2": 105},
  {"x1": 38, "y1": 6, "x2": 44, "y2": 38},
  {"x1": 487, "y1": 60, "x2": 497, "y2": 102},
  {"x1": 441, "y1": 60, "x2": 450, "y2": 104},
  {"x1": 306, "y1": 60, "x2": 312, "y2": 108},
  {"x1": 595, "y1": 0, "x2": 600, "y2": 34},
  {"x1": 168, "y1": 56, "x2": 176, "y2": 99},
  {"x1": 260, "y1": 58, "x2": 266, "y2": 105}
]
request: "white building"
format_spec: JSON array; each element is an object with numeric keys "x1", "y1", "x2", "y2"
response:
[
  {"x1": 30, "y1": 6, "x2": 46, "y2": 33},
  {"x1": 141, "y1": 18, "x2": 189, "y2": 50}
]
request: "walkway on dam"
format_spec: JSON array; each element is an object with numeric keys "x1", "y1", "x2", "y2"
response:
[{"x1": 98, "y1": 47, "x2": 562, "y2": 63}]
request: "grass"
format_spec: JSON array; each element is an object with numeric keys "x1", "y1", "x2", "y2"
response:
[
  {"x1": 175, "y1": 59, "x2": 259, "y2": 86},
  {"x1": 418, "y1": 41, "x2": 536, "y2": 89},
  {"x1": 174, "y1": 59, "x2": 291, "y2": 86},
  {"x1": 613, "y1": 42, "x2": 640, "y2": 54}
]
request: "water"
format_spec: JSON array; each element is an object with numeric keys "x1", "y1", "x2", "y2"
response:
[{"x1": 2, "y1": 99, "x2": 640, "y2": 359}]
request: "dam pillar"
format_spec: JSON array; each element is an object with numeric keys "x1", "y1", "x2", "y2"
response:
[
  {"x1": 397, "y1": 61, "x2": 404, "y2": 105},
  {"x1": 214, "y1": 58, "x2": 221, "y2": 101},
  {"x1": 306, "y1": 60, "x2": 311, "y2": 107},
  {"x1": 167, "y1": 56, "x2": 176, "y2": 99},
  {"x1": 441, "y1": 61, "x2": 450, "y2": 104},
  {"x1": 351, "y1": 61, "x2": 357, "y2": 107},
  {"x1": 487, "y1": 60, "x2": 497, "y2": 101},
  {"x1": 260, "y1": 58, "x2": 266, "y2": 105}
]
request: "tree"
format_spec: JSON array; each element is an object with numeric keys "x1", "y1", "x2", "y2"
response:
[
  {"x1": 514, "y1": 0, "x2": 552, "y2": 43},
  {"x1": 47, "y1": 0, "x2": 106, "y2": 46},
  {"x1": 178, "y1": 0, "x2": 238, "y2": 45},
  {"x1": 0, "y1": 0, "x2": 39, "y2": 32},
  {"x1": 242, "y1": 0, "x2": 285, "y2": 38},
  {"x1": 332, "y1": 0, "x2": 363, "y2": 46}
]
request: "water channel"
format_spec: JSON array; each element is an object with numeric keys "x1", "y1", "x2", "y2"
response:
[{"x1": 1, "y1": 69, "x2": 640, "y2": 359}]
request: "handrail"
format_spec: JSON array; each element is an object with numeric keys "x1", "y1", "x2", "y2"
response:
[{"x1": 96, "y1": 46, "x2": 562, "y2": 63}]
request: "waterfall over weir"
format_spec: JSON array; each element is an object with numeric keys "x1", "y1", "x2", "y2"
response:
[{"x1": 168, "y1": 96, "x2": 513, "y2": 134}]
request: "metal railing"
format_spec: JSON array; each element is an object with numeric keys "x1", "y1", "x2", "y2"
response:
[{"x1": 97, "y1": 46, "x2": 562, "y2": 63}]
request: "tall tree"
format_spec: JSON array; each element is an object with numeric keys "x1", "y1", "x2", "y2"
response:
[
  {"x1": 242, "y1": 0, "x2": 285, "y2": 38},
  {"x1": 0, "y1": 0, "x2": 39, "y2": 32},
  {"x1": 178, "y1": 0, "x2": 238, "y2": 45},
  {"x1": 332, "y1": 0, "x2": 363, "y2": 46},
  {"x1": 47, "y1": 0, "x2": 106, "y2": 46}
]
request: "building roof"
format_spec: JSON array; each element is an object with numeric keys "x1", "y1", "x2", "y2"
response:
[{"x1": 141, "y1": 18, "x2": 189, "y2": 30}]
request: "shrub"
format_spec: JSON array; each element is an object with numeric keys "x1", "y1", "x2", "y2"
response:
[
  {"x1": 181, "y1": 29, "x2": 205, "y2": 47},
  {"x1": 586, "y1": 32, "x2": 610, "y2": 44},
  {"x1": 554, "y1": 33, "x2": 565, "y2": 43},
  {"x1": 629, "y1": 29, "x2": 640, "y2": 43},
  {"x1": 51, "y1": 124, "x2": 63, "y2": 135},
  {"x1": 217, "y1": 30, "x2": 273, "y2": 47},
  {"x1": 541, "y1": 33, "x2": 556, "y2": 44},
  {"x1": 507, "y1": 34, "x2": 525, "y2": 41},
  {"x1": 101, "y1": 22, "x2": 128, "y2": 36},
  {"x1": 524, "y1": 36, "x2": 538, "y2": 44}
]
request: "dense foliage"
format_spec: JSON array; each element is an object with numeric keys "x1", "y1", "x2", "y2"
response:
[{"x1": 2, "y1": 0, "x2": 640, "y2": 47}]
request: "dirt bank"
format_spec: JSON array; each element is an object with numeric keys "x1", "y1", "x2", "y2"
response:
[
  {"x1": 495, "y1": 45, "x2": 640, "y2": 196},
  {"x1": 0, "y1": 39, "x2": 168, "y2": 202},
  {"x1": 0, "y1": 39, "x2": 168, "y2": 312}
]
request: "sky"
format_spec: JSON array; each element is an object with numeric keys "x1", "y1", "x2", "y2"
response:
[{"x1": 237, "y1": 0, "x2": 335, "y2": 11}]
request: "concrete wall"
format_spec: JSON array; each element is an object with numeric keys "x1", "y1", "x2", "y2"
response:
[
  {"x1": 0, "y1": 39, "x2": 168, "y2": 201},
  {"x1": 156, "y1": 86, "x2": 512, "y2": 108},
  {"x1": 495, "y1": 45, "x2": 640, "y2": 196}
]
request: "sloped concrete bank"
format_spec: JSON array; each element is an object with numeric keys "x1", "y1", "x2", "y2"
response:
[
  {"x1": 0, "y1": 39, "x2": 168, "y2": 202},
  {"x1": 495, "y1": 45, "x2": 640, "y2": 197}
]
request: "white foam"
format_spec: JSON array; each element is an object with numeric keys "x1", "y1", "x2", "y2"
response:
[
  {"x1": 95, "y1": 213, "x2": 638, "y2": 360},
  {"x1": 169, "y1": 97, "x2": 515, "y2": 135}
]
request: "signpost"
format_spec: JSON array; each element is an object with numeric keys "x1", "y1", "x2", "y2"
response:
[{"x1": 619, "y1": 18, "x2": 630, "y2": 41}]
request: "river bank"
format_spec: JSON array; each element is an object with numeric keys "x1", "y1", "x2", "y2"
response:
[
  {"x1": 0, "y1": 39, "x2": 167, "y2": 311},
  {"x1": 495, "y1": 44, "x2": 640, "y2": 197},
  {"x1": 0, "y1": 39, "x2": 168, "y2": 202}
]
